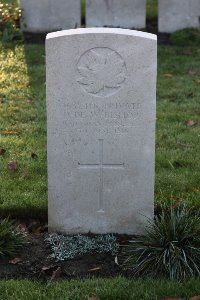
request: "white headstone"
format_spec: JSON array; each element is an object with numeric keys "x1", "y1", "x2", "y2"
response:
[
  {"x1": 159, "y1": 0, "x2": 200, "y2": 33},
  {"x1": 86, "y1": 0, "x2": 146, "y2": 29},
  {"x1": 20, "y1": 0, "x2": 81, "y2": 33},
  {"x1": 46, "y1": 28, "x2": 157, "y2": 235}
]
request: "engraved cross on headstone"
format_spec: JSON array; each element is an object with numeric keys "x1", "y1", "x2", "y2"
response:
[{"x1": 78, "y1": 139, "x2": 124, "y2": 212}]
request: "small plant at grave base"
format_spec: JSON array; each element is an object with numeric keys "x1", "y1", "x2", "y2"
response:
[
  {"x1": 121, "y1": 205, "x2": 200, "y2": 281},
  {"x1": 0, "y1": 2, "x2": 22, "y2": 42},
  {"x1": 46, "y1": 233, "x2": 119, "y2": 261},
  {"x1": 0, "y1": 218, "x2": 26, "y2": 257}
]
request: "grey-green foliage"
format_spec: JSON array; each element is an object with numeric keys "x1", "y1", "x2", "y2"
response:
[
  {"x1": 46, "y1": 233, "x2": 119, "y2": 261},
  {"x1": 122, "y1": 206, "x2": 200, "y2": 281}
]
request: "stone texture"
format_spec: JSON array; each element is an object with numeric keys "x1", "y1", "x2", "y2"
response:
[
  {"x1": 20, "y1": 0, "x2": 80, "y2": 33},
  {"x1": 86, "y1": 0, "x2": 146, "y2": 29},
  {"x1": 46, "y1": 28, "x2": 157, "y2": 235},
  {"x1": 159, "y1": 0, "x2": 200, "y2": 33}
]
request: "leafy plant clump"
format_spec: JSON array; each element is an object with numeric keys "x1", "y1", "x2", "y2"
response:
[
  {"x1": 0, "y1": 218, "x2": 26, "y2": 257},
  {"x1": 0, "y1": 2, "x2": 22, "y2": 42},
  {"x1": 46, "y1": 233, "x2": 119, "y2": 261},
  {"x1": 121, "y1": 206, "x2": 200, "y2": 280}
]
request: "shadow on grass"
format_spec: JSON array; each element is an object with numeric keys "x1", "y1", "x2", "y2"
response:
[{"x1": 0, "y1": 41, "x2": 47, "y2": 220}]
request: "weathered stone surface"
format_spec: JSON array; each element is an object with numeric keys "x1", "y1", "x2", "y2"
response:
[
  {"x1": 46, "y1": 28, "x2": 157, "y2": 234},
  {"x1": 159, "y1": 0, "x2": 200, "y2": 33},
  {"x1": 20, "y1": 0, "x2": 80, "y2": 33},
  {"x1": 86, "y1": 0, "x2": 146, "y2": 29}
]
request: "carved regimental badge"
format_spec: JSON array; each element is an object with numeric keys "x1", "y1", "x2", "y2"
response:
[{"x1": 77, "y1": 47, "x2": 127, "y2": 97}]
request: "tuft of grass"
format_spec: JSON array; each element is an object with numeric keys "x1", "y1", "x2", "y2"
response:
[
  {"x1": 0, "y1": 218, "x2": 25, "y2": 257},
  {"x1": 121, "y1": 206, "x2": 200, "y2": 280}
]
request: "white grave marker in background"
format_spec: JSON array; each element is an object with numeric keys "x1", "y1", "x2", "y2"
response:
[
  {"x1": 20, "y1": 0, "x2": 81, "y2": 33},
  {"x1": 86, "y1": 0, "x2": 146, "y2": 29},
  {"x1": 159, "y1": 0, "x2": 200, "y2": 33},
  {"x1": 46, "y1": 28, "x2": 157, "y2": 234}
]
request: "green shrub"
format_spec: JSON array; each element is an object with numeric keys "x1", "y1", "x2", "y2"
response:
[
  {"x1": 0, "y1": 2, "x2": 22, "y2": 42},
  {"x1": 121, "y1": 206, "x2": 200, "y2": 281},
  {"x1": 0, "y1": 218, "x2": 25, "y2": 257}
]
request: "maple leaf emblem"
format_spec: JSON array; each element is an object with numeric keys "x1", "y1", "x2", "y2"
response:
[{"x1": 77, "y1": 48, "x2": 127, "y2": 97}]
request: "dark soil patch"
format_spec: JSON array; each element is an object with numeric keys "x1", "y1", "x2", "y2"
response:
[{"x1": 0, "y1": 222, "x2": 130, "y2": 280}]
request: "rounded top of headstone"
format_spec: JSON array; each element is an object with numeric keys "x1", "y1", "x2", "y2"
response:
[{"x1": 46, "y1": 28, "x2": 157, "y2": 41}]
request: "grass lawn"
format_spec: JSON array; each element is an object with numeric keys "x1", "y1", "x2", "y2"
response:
[
  {"x1": 156, "y1": 42, "x2": 200, "y2": 208},
  {"x1": 0, "y1": 42, "x2": 47, "y2": 218},
  {"x1": 0, "y1": 277, "x2": 200, "y2": 300}
]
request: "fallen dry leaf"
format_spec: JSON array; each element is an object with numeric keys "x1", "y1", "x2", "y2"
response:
[
  {"x1": 88, "y1": 267, "x2": 102, "y2": 272},
  {"x1": 8, "y1": 160, "x2": 18, "y2": 171},
  {"x1": 28, "y1": 220, "x2": 40, "y2": 233},
  {"x1": 18, "y1": 223, "x2": 28, "y2": 234},
  {"x1": 42, "y1": 265, "x2": 60, "y2": 276},
  {"x1": 28, "y1": 220, "x2": 48, "y2": 234},
  {"x1": 9, "y1": 258, "x2": 23, "y2": 265},
  {"x1": 32, "y1": 224, "x2": 48, "y2": 234},
  {"x1": 51, "y1": 267, "x2": 62, "y2": 281},
  {"x1": 192, "y1": 187, "x2": 199, "y2": 193},
  {"x1": 0, "y1": 131, "x2": 19, "y2": 135},
  {"x1": 88, "y1": 297, "x2": 100, "y2": 300},
  {"x1": 0, "y1": 148, "x2": 6, "y2": 156},
  {"x1": 42, "y1": 265, "x2": 55, "y2": 272},
  {"x1": 190, "y1": 297, "x2": 200, "y2": 300},
  {"x1": 163, "y1": 73, "x2": 174, "y2": 78},
  {"x1": 195, "y1": 79, "x2": 200, "y2": 84},
  {"x1": 186, "y1": 119, "x2": 198, "y2": 127},
  {"x1": 189, "y1": 68, "x2": 198, "y2": 75}
]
